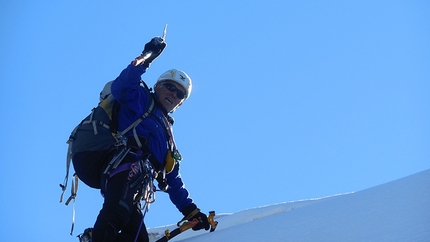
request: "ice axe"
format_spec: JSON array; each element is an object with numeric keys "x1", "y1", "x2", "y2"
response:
[
  {"x1": 155, "y1": 211, "x2": 218, "y2": 242},
  {"x1": 134, "y1": 24, "x2": 168, "y2": 66}
]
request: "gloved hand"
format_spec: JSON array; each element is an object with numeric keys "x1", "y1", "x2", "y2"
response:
[
  {"x1": 181, "y1": 204, "x2": 210, "y2": 231},
  {"x1": 141, "y1": 37, "x2": 167, "y2": 67}
]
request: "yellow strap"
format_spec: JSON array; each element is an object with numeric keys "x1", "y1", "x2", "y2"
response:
[
  {"x1": 179, "y1": 218, "x2": 199, "y2": 232},
  {"x1": 177, "y1": 208, "x2": 200, "y2": 227},
  {"x1": 164, "y1": 150, "x2": 175, "y2": 173},
  {"x1": 164, "y1": 229, "x2": 171, "y2": 239}
]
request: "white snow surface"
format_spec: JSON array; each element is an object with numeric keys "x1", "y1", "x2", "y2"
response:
[{"x1": 148, "y1": 169, "x2": 430, "y2": 242}]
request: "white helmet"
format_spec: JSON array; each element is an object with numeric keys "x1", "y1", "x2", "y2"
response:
[{"x1": 156, "y1": 69, "x2": 192, "y2": 100}]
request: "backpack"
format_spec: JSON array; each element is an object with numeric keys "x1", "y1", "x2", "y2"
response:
[{"x1": 59, "y1": 81, "x2": 155, "y2": 234}]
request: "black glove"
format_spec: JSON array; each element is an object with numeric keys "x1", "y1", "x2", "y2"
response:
[
  {"x1": 141, "y1": 37, "x2": 167, "y2": 67},
  {"x1": 181, "y1": 204, "x2": 210, "y2": 231}
]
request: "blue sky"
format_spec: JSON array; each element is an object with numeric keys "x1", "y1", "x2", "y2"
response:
[{"x1": 1, "y1": 1, "x2": 429, "y2": 241}]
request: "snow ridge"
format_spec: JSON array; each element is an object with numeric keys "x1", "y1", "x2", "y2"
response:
[{"x1": 148, "y1": 169, "x2": 430, "y2": 242}]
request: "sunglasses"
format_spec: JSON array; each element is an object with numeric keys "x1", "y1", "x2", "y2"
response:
[{"x1": 162, "y1": 83, "x2": 185, "y2": 99}]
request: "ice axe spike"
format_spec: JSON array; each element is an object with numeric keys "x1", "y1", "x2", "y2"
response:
[{"x1": 162, "y1": 24, "x2": 167, "y2": 41}]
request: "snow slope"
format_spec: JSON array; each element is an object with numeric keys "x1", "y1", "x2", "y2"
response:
[{"x1": 148, "y1": 169, "x2": 430, "y2": 242}]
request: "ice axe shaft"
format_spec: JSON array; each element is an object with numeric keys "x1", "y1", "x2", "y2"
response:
[{"x1": 155, "y1": 211, "x2": 218, "y2": 242}]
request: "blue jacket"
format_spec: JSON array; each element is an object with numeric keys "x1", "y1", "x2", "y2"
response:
[{"x1": 111, "y1": 63, "x2": 193, "y2": 212}]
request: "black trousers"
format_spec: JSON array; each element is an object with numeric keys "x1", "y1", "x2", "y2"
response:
[{"x1": 73, "y1": 151, "x2": 149, "y2": 242}]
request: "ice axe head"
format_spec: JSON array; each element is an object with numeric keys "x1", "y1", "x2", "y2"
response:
[{"x1": 208, "y1": 211, "x2": 218, "y2": 232}]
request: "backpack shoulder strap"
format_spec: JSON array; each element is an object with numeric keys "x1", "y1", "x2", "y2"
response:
[
  {"x1": 118, "y1": 82, "x2": 155, "y2": 145},
  {"x1": 119, "y1": 96, "x2": 154, "y2": 137}
]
